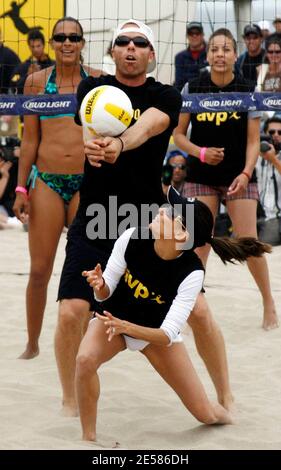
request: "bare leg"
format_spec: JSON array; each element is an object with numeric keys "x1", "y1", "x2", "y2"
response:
[
  {"x1": 19, "y1": 181, "x2": 65, "y2": 359},
  {"x1": 55, "y1": 298, "x2": 92, "y2": 416},
  {"x1": 75, "y1": 319, "x2": 126, "y2": 441},
  {"x1": 227, "y1": 199, "x2": 279, "y2": 330},
  {"x1": 184, "y1": 196, "x2": 234, "y2": 409},
  {"x1": 143, "y1": 342, "x2": 233, "y2": 425},
  {"x1": 66, "y1": 191, "x2": 80, "y2": 227},
  {"x1": 188, "y1": 294, "x2": 234, "y2": 410}
]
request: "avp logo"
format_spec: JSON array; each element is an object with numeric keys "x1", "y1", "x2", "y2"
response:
[{"x1": 263, "y1": 96, "x2": 281, "y2": 109}]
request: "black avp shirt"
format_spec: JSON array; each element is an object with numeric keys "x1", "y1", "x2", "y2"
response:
[
  {"x1": 186, "y1": 72, "x2": 257, "y2": 186},
  {"x1": 71, "y1": 75, "x2": 182, "y2": 249},
  {"x1": 101, "y1": 228, "x2": 204, "y2": 327}
]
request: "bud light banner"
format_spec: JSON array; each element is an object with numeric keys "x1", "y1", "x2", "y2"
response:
[
  {"x1": 0, "y1": 94, "x2": 77, "y2": 115},
  {"x1": 0, "y1": 92, "x2": 281, "y2": 115},
  {"x1": 181, "y1": 92, "x2": 281, "y2": 113}
]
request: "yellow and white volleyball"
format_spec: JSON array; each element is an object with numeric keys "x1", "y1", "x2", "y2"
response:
[{"x1": 80, "y1": 85, "x2": 133, "y2": 137}]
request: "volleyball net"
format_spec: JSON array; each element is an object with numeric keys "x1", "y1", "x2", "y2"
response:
[{"x1": 0, "y1": 0, "x2": 281, "y2": 117}]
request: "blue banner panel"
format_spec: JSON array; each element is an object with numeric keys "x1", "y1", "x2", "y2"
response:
[{"x1": 0, "y1": 92, "x2": 281, "y2": 115}]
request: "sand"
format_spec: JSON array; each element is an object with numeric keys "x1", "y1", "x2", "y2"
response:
[{"x1": 0, "y1": 227, "x2": 281, "y2": 450}]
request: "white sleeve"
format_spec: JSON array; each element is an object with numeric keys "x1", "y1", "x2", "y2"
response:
[
  {"x1": 160, "y1": 270, "x2": 204, "y2": 344},
  {"x1": 94, "y1": 227, "x2": 136, "y2": 301}
]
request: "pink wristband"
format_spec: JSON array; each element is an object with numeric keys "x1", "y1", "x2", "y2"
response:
[
  {"x1": 15, "y1": 186, "x2": 28, "y2": 196},
  {"x1": 199, "y1": 147, "x2": 207, "y2": 163}
]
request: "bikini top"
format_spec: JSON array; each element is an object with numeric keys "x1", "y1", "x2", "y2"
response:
[{"x1": 40, "y1": 65, "x2": 88, "y2": 120}]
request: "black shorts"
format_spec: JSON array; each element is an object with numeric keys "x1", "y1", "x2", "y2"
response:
[{"x1": 57, "y1": 231, "x2": 114, "y2": 312}]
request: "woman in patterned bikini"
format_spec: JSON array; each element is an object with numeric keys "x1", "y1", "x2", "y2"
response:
[{"x1": 13, "y1": 16, "x2": 102, "y2": 359}]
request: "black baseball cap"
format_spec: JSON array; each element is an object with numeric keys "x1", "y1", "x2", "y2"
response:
[
  {"x1": 186, "y1": 21, "x2": 204, "y2": 34},
  {"x1": 167, "y1": 186, "x2": 213, "y2": 248},
  {"x1": 243, "y1": 24, "x2": 262, "y2": 37}
]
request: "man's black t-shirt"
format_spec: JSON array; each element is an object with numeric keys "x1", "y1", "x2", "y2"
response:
[
  {"x1": 187, "y1": 72, "x2": 257, "y2": 186},
  {"x1": 0, "y1": 45, "x2": 20, "y2": 93},
  {"x1": 11, "y1": 56, "x2": 55, "y2": 94},
  {"x1": 71, "y1": 75, "x2": 182, "y2": 247},
  {"x1": 241, "y1": 50, "x2": 265, "y2": 84}
]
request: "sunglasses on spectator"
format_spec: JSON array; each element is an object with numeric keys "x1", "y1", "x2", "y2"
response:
[
  {"x1": 170, "y1": 163, "x2": 187, "y2": 170},
  {"x1": 268, "y1": 129, "x2": 281, "y2": 136},
  {"x1": 114, "y1": 35, "x2": 151, "y2": 48},
  {"x1": 267, "y1": 49, "x2": 281, "y2": 54},
  {"x1": 52, "y1": 34, "x2": 83, "y2": 43}
]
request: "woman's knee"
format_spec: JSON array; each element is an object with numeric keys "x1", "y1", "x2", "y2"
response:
[
  {"x1": 29, "y1": 264, "x2": 52, "y2": 286},
  {"x1": 76, "y1": 352, "x2": 99, "y2": 378},
  {"x1": 188, "y1": 296, "x2": 213, "y2": 331}
]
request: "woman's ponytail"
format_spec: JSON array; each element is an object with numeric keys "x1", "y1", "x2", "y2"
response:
[{"x1": 210, "y1": 237, "x2": 272, "y2": 265}]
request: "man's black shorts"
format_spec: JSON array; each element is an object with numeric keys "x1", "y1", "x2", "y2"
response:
[{"x1": 57, "y1": 231, "x2": 114, "y2": 312}]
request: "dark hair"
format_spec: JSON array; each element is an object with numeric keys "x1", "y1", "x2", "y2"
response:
[
  {"x1": 51, "y1": 16, "x2": 84, "y2": 38},
  {"x1": 166, "y1": 149, "x2": 188, "y2": 162},
  {"x1": 265, "y1": 33, "x2": 281, "y2": 51},
  {"x1": 207, "y1": 28, "x2": 237, "y2": 53},
  {"x1": 210, "y1": 236, "x2": 271, "y2": 265},
  {"x1": 264, "y1": 116, "x2": 281, "y2": 133},
  {"x1": 51, "y1": 17, "x2": 84, "y2": 63},
  {"x1": 168, "y1": 186, "x2": 271, "y2": 263},
  {"x1": 27, "y1": 29, "x2": 45, "y2": 45},
  {"x1": 194, "y1": 200, "x2": 271, "y2": 263}
]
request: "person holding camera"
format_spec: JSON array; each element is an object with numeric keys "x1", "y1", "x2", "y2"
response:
[
  {"x1": 162, "y1": 149, "x2": 189, "y2": 196},
  {"x1": 10, "y1": 29, "x2": 54, "y2": 95},
  {"x1": 256, "y1": 117, "x2": 281, "y2": 245}
]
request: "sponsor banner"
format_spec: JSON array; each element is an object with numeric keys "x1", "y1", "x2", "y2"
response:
[
  {"x1": 0, "y1": 92, "x2": 281, "y2": 115},
  {"x1": 0, "y1": 94, "x2": 76, "y2": 115},
  {"x1": 181, "y1": 92, "x2": 281, "y2": 113}
]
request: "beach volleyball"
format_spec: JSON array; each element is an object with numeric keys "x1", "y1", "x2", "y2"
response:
[{"x1": 80, "y1": 85, "x2": 133, "y2": 137}]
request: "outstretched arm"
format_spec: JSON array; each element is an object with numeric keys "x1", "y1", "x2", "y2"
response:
[
  {"x1": 82, "y1": 227, "x2": 135, "y2": 299},
  {"x1": 96, "y1": 310, "x2": 171, "y2": 345},
  {"x1": 19, "y1": 0, "x2": 28, "y2": 8},
  {"x1": 85, "y1": 106, "x2": 171, "y2": 167}
]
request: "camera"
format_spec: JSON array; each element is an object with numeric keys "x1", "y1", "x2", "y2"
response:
[
  {"x1": 260, "y1": 134, "x2": 281, "y2": 153},
  {"x1": 0, "y1": 136, "x2": 21, "y2": 164},
  {"x1": 162, "y1": 163, "x2": 173, "y2": 186}
]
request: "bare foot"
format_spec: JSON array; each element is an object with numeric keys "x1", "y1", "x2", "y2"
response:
[
  {"x1": 61, "y1": 401, "x2": 79, "y2": 417},
  {"x1": 82, "y1": 433, "x2": 96, "y2": 442},
  {"x1": 212, "y1": 403, "x2": 235, "y2": 425},
  {"x1": 18, "y1": 346, "x2": 39, "y2": 359},
  {"x1": 218, "y1": 394, "x2": 235, "y2": 413},
  {"x1": 263, "y1": 301, "x2": 279, "y2": 331}
]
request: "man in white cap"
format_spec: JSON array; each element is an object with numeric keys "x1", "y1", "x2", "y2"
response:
[{"x1": 54, "y1": 19, "x2": 184, "y2": 417}]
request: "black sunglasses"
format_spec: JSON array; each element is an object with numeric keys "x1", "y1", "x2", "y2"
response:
[
  {"x1": 268, "y1": 129, "x2": 281, "y2": 136},
  {"x1": 52, "y1": 34, "x2": 83, "y2": 43},
  {"x1": 114, "y1": 35, "x2": 151, "y2": 48},
  {"x1": 170, "y1": 163, "x2": 186, "y2": 170},
  {"x1": 267, "y1": 49, "x2": 281, "y2": 54}
]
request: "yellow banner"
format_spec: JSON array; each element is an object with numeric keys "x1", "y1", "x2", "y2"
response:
[{"x1": 0, "y1": 0, "x2": 65, "y2": 60}]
